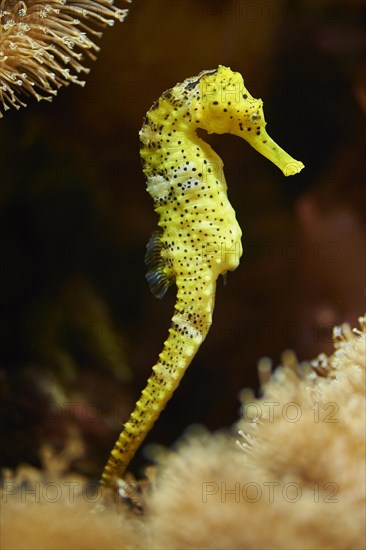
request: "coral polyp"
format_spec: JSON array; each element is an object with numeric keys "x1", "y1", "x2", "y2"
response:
[{"x1": 0, "y1": 0, "x2": 129, "y2": 115}]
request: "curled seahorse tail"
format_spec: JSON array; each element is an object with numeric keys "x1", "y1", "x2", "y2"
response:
[{"x1": 101, "y1": 281, "x2": 215, "y2": 485}]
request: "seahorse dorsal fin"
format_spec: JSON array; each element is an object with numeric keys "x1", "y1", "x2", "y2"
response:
[{"x1": 145, "y1": 230, "x2": 173, "y2": 299}]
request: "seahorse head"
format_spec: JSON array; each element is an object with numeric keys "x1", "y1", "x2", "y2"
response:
[{"x1": 195, "y1": 65, "x2": 304, "y2": 176}]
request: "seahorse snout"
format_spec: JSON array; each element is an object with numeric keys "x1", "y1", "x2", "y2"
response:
[{"x1": 229, "y1": 94, "x2": 304, "y2": 177}]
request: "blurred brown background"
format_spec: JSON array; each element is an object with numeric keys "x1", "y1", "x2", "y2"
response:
[{"x1": 0, "y1": 0, "x2": 365, "y2": 478}]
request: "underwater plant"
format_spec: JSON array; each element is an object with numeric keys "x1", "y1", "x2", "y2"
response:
[
  {"x1": 0, "y1": 0, "x2": 129, "y2": 116},
  {"x1": 101, "y1": 65, "x2": 304, "y2": 487}
]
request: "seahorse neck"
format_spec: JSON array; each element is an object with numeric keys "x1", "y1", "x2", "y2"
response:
[{"x1": 141, "y1": 117, "x2": 223, "y2": 189}]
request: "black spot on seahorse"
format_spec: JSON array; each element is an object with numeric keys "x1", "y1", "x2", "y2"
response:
[
  {"x1": 185, "y1": 69, "x2": 218, "y2": 90},
  {"x1": 185, "y1": 78, "x2": 201, "y2": 90},
  {"x1": 205, "y1": 69, "x2": 218, "y2": 76}
]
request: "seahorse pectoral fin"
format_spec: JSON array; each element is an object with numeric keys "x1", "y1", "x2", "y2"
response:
[
  {"x1": 246, "y1": 128, "x2": 304, "y2": 176},
  {"x1": 145, "y1": 230, "x2": 174, "y2": 299}
]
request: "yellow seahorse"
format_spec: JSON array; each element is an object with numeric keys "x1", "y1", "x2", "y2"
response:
[{"x1": 101, "y1": 65, "x2": 304, "y2": 487}]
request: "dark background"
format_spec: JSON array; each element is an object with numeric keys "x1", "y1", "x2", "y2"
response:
[{"x1": 0, "y1": 0, "x2": 365, "y2": 477}]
